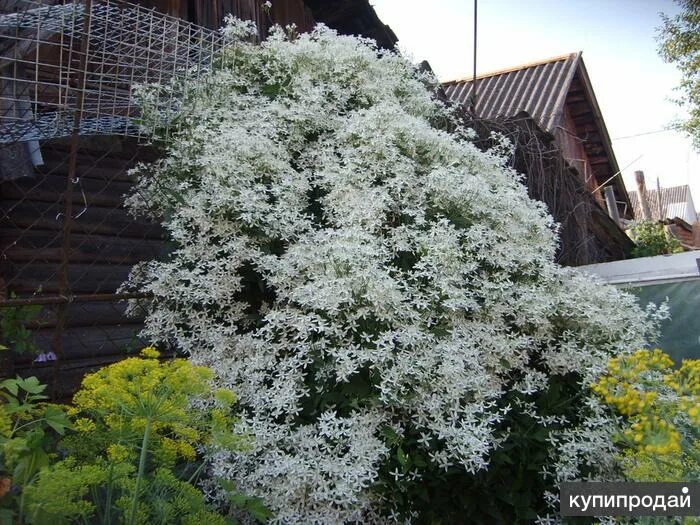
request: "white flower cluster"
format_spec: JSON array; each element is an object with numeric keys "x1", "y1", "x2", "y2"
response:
[{"x1": 126, "y1": 20, "x2": 663, "y2": 523}]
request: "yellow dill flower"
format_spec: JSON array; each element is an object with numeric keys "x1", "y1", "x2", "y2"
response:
[
  {"x1": 0, "y1": 404, "x2": 11, "y2": 438},
  {"x1": 107, "y1": 443, "x2": 132, "y2": 462},
  {"x1": 140, "y1": 346, "x2": 160, "y2": 359},
  {"x1": 177, "y1": 440, "x2": 197, "y2": 461},
  {"x1": 73, "y1": 417, "x2": 97, "y2": 433},
  {"x1": 214, "y1": 388, "x2": 237, "y2": 407}
]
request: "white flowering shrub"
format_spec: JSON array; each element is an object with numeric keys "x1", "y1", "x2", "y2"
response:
[{"x1": 125, "y1": 19, "x2": 666, "y2": 523}]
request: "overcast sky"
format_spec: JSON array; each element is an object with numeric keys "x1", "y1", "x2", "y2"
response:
[{"x1": 370, "y1": 0, "x2": 700, "y2": 213}]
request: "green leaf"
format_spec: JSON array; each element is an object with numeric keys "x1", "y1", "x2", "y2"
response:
[
  {"x1": 13, "y1": 447, "x2": 49, "y2": 484},
  {"x1": 18, "y1": 376, "x2": 46, "y2": 395},
  {"x1": 380, "y1": 424, "x2": 401, "y2": 446},
  {"x1": 44, "y1": 406, "x2": 72, "y2": 435},
  {"x1": 1, "y1": 378, "x2": 19, "y2": 396},
  {"x1": 247, "y1": 498, "x2": 272, "y2": 521},
  {"x1": 397, "y1": 447, "x2": 409, "y2": 467},
  {"x1": 0, "y1": 508, "x2": 16, "y2": 525}
]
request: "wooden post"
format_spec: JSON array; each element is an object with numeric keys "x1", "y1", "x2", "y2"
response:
[
  {"x1": 604, "y1": 186, "x2": 621, "y2": 226},
  {"x1": 634, "y1": 170, "x2": 652, "y2": 220}
]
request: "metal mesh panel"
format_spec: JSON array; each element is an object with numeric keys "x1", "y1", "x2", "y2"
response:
[{"x1": 0, "y1": 0, "x2": 225, "y2": 143}]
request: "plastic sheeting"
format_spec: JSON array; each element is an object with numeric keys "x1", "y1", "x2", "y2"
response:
[{"x1": 629, "y1": 280, "x2": 700, "y2": 363}]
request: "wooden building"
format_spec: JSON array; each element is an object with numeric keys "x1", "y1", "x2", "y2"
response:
[
  {"x1": 130, "y1": 0, "x2": 397, "y2": 46},
  {"x1": 0, "y1": 0, "x2": 396, "y2": 397},
  {"x1": 443, "y1": 52, "x2": 635, "y2": 265}
]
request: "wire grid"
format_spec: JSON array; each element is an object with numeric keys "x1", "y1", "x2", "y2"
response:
[{"x1": 1, "y1": 0, "x2": 227, "y2": 144}]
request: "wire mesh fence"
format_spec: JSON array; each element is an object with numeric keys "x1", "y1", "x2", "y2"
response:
[
  {"x1": 0, "y1": 0, "x2": 230, "y2": 399},
  {"x1": 1, "y1": 0, "x2": 227, "y2": 143}
]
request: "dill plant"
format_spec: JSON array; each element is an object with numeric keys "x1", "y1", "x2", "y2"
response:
[
  {"x1": 18, "y1": 349, "x2": 247, "y2": 525},
  {"x1": 593, "y1": 349, "x2": 699, "y2": 483},
  {"x1": 124, "y1": 19, "x2": 668, "y2": 523}
]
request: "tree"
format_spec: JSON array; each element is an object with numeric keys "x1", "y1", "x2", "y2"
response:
[
  {"x1": 658, "y1": 0, "x2": 700, "y2": 149},
  {"x1": 125, "y1": 19, "x2": 667, "y2": 523}
]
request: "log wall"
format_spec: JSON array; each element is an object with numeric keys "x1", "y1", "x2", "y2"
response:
[{"x1": 1, "y1": 136, "x2": 163, "y2": 397}]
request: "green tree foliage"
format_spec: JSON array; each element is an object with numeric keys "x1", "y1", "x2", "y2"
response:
[
  {"x1": 658, "y1": 0, "x2": 700, "y2": 149},
  {"x1": 629, "y1": 220, "x2": 684, "y2": 258}
]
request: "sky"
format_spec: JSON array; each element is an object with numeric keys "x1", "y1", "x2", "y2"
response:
[{"x1": 370, "y1": 0, "x2": 700, "y2": 213}]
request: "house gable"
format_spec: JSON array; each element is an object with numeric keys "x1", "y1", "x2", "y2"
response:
[{"x1": 443, "y1": 53, "x2": 633, "y2": 220}]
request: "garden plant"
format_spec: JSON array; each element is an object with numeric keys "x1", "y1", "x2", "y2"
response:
[
  {"x1": 119, "y1": 18, "x2": 670, "y2": 524},
  {"x1": 0, "y1": 349, "x2": 250, "y2": 525},
  {"x1": 628, "y1": 221, "x2": 683, "y2": 258},
  {"x1": 594, "y1": 349, "x2": 699, "y2": 483}
]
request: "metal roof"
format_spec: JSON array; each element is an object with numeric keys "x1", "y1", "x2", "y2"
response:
[
  {"x1": 443, "y1": 53, "x2": 581, "y2": 133},
  {"x1": 628, "y1": 185, "x2": 697, "y2": 223},
  {"x1": 442, "y1": 52, "x2": 633, "y2": 220}
]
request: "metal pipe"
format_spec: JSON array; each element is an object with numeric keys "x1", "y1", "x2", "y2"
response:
[
  {"x1": 604, "y1": 186, "x2": 621, "y2": 226},
  {"x1": 0, "y1": 292, "x2": 151, "y2": 308},
  {"x1": 470, "y1": 0, "x2": 477, "y2": 113},
  {"x1": 51, "y1": 0, "x2": 93, "y2": 397}
]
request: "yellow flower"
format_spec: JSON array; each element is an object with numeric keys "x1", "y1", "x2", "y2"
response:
[
  {"x1": 107, "y1": 443, "x2": 132, "y2": 462},
  {"x1": 214, "y1": 388, "x2": 237, "y2": 407},
  {"x1": 74, "y1": 417, "x2": 97, "y2": 433},
  {"x1": 140, "y1": 346, "x2": 160, "y2": 359},
  {"x1": 0, "y1": 405, "x2": 11, "y2": 438}
]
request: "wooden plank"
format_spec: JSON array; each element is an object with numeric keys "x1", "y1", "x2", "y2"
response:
[
  {"x1": 588, "y1": 156, "x2": 610, "y2": 165},
  {"x1": 14, "y1": 324, "x2": 146, "y2": 364},
  {"x1": 568, "y1": 102, "x2": 592, "y2": 118},
  {"x1": 0, "y1": 228, "x2": 167, "y2": 264},
  {"x1": 3, "y1": 262, "x2": 134, "y2": 294},
  {"x1": 1, "y1": 200, "x2": 164, "y2": 238},
  {"x1": 36, "y1": 159, "x2": 136, "y2": 183},
  {"x1": 41, "y1": 137, "x2": 158, "y2": 162},
  {"x1": 1, "y1": 174, "x2": 134, "y2": 207},
  {"x1": 39, "y1": 145, "x2": 155, "y2": 175},
  {"x1": 583, "y1": 142, "x2": 605, "y2": 156},
  {"x1": 14, "y1": 354, "x2": 132, "y2": 401},
  {"x1": 27, "y1": 300, "x2": 147, "y2": 329}
]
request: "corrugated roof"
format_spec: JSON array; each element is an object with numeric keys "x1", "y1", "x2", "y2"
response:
[
  {"x1": 443, "y1": 52, "x2": 581, "y2": 133},
  {"x1": 628, "y1": 185, "x2": 697, "y2": 223}
]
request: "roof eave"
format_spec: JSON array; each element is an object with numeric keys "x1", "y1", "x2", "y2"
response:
[{"x1": 574, "y1": 58, "x2": 632, "y2": 217}]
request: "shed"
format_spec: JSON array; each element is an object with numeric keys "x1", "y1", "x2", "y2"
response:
[{"x1": 579, "y1": 250, "x2": 700, "y2": 362}]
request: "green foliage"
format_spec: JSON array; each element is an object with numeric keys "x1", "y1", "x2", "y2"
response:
[
  {"x1": 629, "y1": 220, "x2": 684, "y2": 257},
  {"x1": 24, "y1": 461, "x2": 230, "y2": 525},
  {"x1": 373, "y1": 375, "x2": 594, "y2": 523},
  {"x1": 218, "y1": 481, "x2": 272, "y2": 523},
  {"x1": 0, "y1": 299, "x2": 42, "y2": 355},
  {"x1": 2, "y1": 350, "x2": 255, "y2": 525},
  {"x1": 0, "y1": 377, "x2": 71, "y2": 524},
  {"x1": 658, "y1": 0, "x2": 700, "y2": 149}
]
